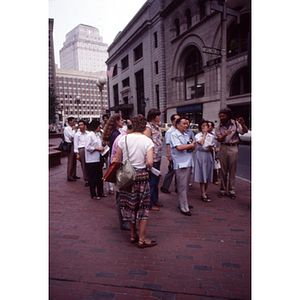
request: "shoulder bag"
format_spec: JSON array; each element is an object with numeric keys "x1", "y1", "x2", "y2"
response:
[
  {"x1": 58, "y1": 135, "x2": 72, "y2": 152},
  {"x1": 212, "y1": 148, "x2": 221, "y2": 170},
  {"x1": 116, "y1": 135, "x2": 137, "y2": 189}
]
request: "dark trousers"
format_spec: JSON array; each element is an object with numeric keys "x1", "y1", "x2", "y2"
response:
[
  {"x1": 86, "y1": 161, "x2": 103, "y2": 198},
  {"x1": 149, "y1": 161, "x2": 161, "y2": 207},
  {"x1": 67, "y1": 144, "x2": 76, "y2": 180},
  {"x1": 161, "y1": 165, "x2": 177, "y2": 191}
]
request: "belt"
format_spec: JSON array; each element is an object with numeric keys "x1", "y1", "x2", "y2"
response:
[{"x1": 222, "y1": 143, "x2": 238, "y2": 146}]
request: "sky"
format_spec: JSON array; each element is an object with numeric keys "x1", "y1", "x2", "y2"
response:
[{"x1": 49, "y1": 0, "x2": 147, "y2": 68}]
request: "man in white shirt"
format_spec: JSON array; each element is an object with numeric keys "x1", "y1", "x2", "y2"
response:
[
  {"x1": 64, "y1": 117, "x2": 79, "y2": 182},
  {"x1": 74, "y1": 120, "x2": 89, "y2": 186}
]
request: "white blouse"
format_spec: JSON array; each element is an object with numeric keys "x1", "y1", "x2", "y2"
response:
[
  {"x1": 118, "y1": 134, "x2": 154, "y2": 169},
  {"x1": 85, "y1": 131, "x2": 103, "y2": 163},
  {"x1": 195, "y1": 132, "x2": 215, "y2": 152}
]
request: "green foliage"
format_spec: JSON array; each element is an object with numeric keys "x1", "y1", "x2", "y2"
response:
[{"x1": 49, "y1": 87, "x2": 58, "y2": 124}]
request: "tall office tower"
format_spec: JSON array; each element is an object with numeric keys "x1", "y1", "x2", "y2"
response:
[{"x1": 60, "y1": 24, "x2": 108, "y2": 72}]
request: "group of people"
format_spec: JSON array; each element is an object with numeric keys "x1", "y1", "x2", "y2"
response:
[
  {"x1": 64, "y1": 117, "x2": 107, "y2": 199},
  {"x1": 158, "y1": 107, "x2": 248, "y2": 216},
  {"x1": 61, "y1": 106, "x2": 248, "y2": 249}
]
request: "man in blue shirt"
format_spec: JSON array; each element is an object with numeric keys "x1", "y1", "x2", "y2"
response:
[{"x1": 170, "y1": 118, "x2": 196, "y2": 216}]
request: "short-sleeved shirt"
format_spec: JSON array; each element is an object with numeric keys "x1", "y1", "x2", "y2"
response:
[
  {"x1": 215, "y1": 119, "x2": 244, "y2": 144},
  {"x1": 165, "y1": 126, "x2": 176, "y2": 144},
  {"x1": 170, "y1": 129, "x2": 194, "y2": 170},
  {"x1": 146, "y1": 122, "x2": 162, "y2": 162},
  {"x1": 186, "y1": 128, "x2": 195, "y2": 142},
  {"x1": 118, "y1": 134, "x2": 154, "y2": 169},
  {"x1": 64, "y1": 126, "x2": 75, "y2": 143}
]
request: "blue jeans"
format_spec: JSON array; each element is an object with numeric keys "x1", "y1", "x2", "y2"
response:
[{"x1": 149, "y1": 161, "x2": 161, "y2": 207}]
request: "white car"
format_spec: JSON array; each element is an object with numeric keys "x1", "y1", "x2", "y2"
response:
[{"x1": 239, "y1": 129, "x2": 251, "y2": 143}]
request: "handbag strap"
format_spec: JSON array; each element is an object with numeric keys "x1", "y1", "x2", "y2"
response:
[
  {"x1": 212, "y1": 147, "x2": 216, "y2": 160},
  {"x1": 125, "y1": 135, "x2": 130, "y2": 162}
]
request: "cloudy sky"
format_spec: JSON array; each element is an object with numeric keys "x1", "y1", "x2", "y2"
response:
[{"x1": 49, "y1": 0, "x2": 147, "y2": 67}]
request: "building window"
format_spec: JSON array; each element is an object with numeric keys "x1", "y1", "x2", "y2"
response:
[
  {"x1": 185, "y1": 9, "x2": 192, "y2": 29},
  {"x1": 155, "y1": 85, "x2": 160, "y2": 110},
  {"x1": 155, "y1": 61, "x2": 159, "y2": 74},
  {"x1": 230, "y1": 67, "x2": 251, "y2": 96},
  {"x1": 135, "y1": 69, "x2": 145, "y2": 116},
  {"x1": 199, "y1": 0, "x2": 206, "y2": 20},
  {"x1": 113, "y1": 84, "x2": 119, "y2": 106},
  {"x1": 185, "y1": 47, "x2": 204, "y2": 99},
  {"x1": 174, "y1": 18, "x2": 180, "y2": 37},
  {"x1": 227, "y1": 13, "x2": 250, "y2": 58},
  {"x1": 154, "y1": 32, "x2": 158, "y2": 48},
  {"x1": 121, "y1": 55, "x2": 129, "y2": 70},
  {"x1": 122, "y1": 77, "x2": 130, "y2": 88},
  {"x1": 134, "y1": 43, "x2": 143, "y2": 61},
  {"x1": 113, "y1": 64, "x2": 118, "y2": 76}
]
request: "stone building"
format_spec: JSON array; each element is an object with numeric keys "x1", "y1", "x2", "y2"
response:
[{"x1": 107, "y1": 0, "x2": 251, "y2": 127}]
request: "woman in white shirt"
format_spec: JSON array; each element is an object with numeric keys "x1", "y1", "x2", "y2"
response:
[
  {"x1": 193, "y1": 120, "x2": 215, "y2": 202},
  {"x1": 85, "y1": 120, "x2": 107, "y2": 200},
  {"x1": 112, "y1": 114, "x2": 156, "y2": 248}
]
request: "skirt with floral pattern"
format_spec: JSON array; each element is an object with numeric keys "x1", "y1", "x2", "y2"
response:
[{"x1": 120, "y1": 168, "x2": 150, "y2": 223}]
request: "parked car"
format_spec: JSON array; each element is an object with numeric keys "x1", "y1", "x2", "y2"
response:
[
  {"x1": 159, "y1": 123, "x2": 172, "y2": 136},
  {"x1": 239, "y1": 129, "x2": 251, "y2": 144},
  {"x1": 189, "y1": 123, "x2": 200, "y2": 135}
]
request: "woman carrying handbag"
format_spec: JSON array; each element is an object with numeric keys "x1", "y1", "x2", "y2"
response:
[{"x1": 112, "y1": 114, "x2": 157, "y2": 248}]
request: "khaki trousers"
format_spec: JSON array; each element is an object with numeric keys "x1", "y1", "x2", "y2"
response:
[
  {"x1": 175, "y1": 167, "x2": 191, "y2": 212},
  {"x1": 218, "y1": 144, "x2": 239, "y2": 195},
  {"x1": 78, "y1": 148, "x2": 88, "y2": 181}
]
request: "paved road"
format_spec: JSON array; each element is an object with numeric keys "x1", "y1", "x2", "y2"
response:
[
  {"x1": 162, "y1": 138, "x2": 251, "y2": 182},
  {"x1": 236, "y1": 144, "x2": 251, "y2": 183}
]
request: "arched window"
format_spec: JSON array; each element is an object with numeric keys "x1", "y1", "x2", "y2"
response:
[
  {"x1": 184, "y1": 47, "x2": 204, "y2": 99},
  {"x1": 185, "y1": 9, "x2": 192, "y2": 29},
  {"x1": 230, "y1": 67, "x2": 251, "y2": 96},
  {"x1": 227, "y1": 13, "x2": 250, "y2": 58},
  {"x1": 174, "y1": 18, "x2": 180, "y2": 37}
]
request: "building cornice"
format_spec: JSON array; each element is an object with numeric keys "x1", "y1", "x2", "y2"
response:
[{"x1": 107, "y1": 1, "x2": 151, "y2": 51}]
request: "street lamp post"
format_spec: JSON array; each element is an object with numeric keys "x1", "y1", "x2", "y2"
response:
[
  {"x1": 96, "y1": 76, "x2": 107, "y2": 121},
  {"x1": 75, "y1": 95, "x2": 81, "y2": 122}
]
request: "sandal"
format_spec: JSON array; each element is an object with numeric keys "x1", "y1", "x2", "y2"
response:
[
  {"x1": 99, "y1": 193, "x2": 107, "y2": 197},
  {"x1": 138, "y1": 239, "x2": 157, "y2": 248},
  {"x1": 230, "y1": 193, "x2": 236, "y2": 199},
  {"x1": 109, "y1": 190, "x2": 114, "y2": 195},
  {"x1": 92, "y1": 196, "x2": 101, "y2": 200},
  {"x1": 218, "y1": 192, "x2": 225, "y2": 198},
  {"x1": 201, "y1": 196, "x2": 211, "y2": 202},
  {"x1": 130, "y1": 234, "x2": 139, "y2": 244}
]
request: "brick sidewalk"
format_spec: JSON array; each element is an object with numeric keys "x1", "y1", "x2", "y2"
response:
[{"x1": 49, "y1": 154, "x2": 251, "y2": 300}]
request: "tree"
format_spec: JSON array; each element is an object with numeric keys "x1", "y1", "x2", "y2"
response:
[{"x1": 49, "y1": 87, "x2": 58, "y2": 124}]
